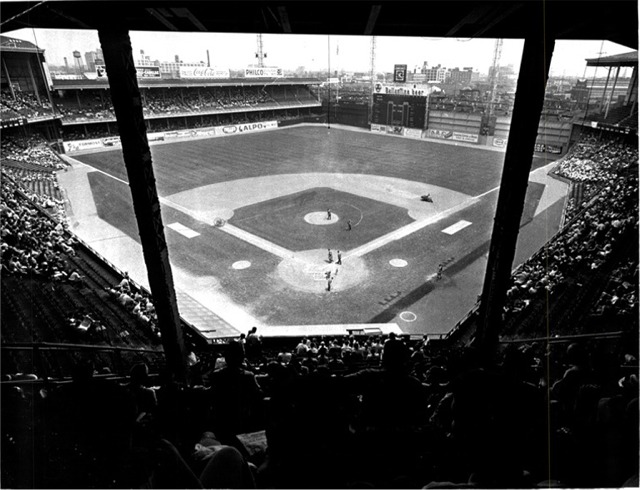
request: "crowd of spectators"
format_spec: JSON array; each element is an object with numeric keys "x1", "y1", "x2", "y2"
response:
[
  {"x1": 104, "y1": 272, "x2": 161, "y2": 341},
  {"x1": 62, "y1": 125, "x2": 113, "y2": 140},
  {"x1": 61, "y1": 107, "x2": 313, "y2": 142},
  {"x1": 143, "y1": 90, "x2": 189, "y2": 116},
  {"x1": 1, "y1": 90, "x2": 54, "y2": 120},
  {"x1": 0, "y1": 167, "x2": 66, "y2": 220},
  {"x1": 53, "y1": 85, "x2": 298, "y2": 125},
  {"x1": 591, "y1": 259, "x2": 638, "y2": 316},
  {"x1": 1, "y1": 134, "x2": 66, "y2": 170},
  {"x1": 54, "y1": 91, "x2": 113, "y2": 121},
  {"x1": 427, "y1": 94, "x2": 513, "y2": 116},
  {"x1": 0, "y1": 177, "x2": 76, "y2": 279},
  {"x1": 3, "y1": 328, "x2": 637, "y2": 488},
  {"x1": 502, "y1": 138, "x2": 638, "y2": 321},
  {"x1": 555, "y1": 138, "x2": 637, "y2": 183}
]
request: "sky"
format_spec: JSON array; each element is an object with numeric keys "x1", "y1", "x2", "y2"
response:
[{"x1": 5, "y1": 27, "x2": 635, "y2": 78}]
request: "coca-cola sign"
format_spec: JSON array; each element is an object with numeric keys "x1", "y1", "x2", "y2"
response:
[{"x1": 178, "y1": 66, "x2": 230, "y2": 79}]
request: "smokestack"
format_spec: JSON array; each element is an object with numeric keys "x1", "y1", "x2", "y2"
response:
[
  {"x1": 64, "y1": 57, "x2": 69, "y2": 70},
  {"x1": 207, "y1": 49, "x2": 210, "y2": 67}
]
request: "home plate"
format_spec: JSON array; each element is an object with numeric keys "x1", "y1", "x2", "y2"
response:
[
  {"x1": 442, "y1": 220, "x2": 472, "y2": 235},
  {"x1": 167, "y1": 222, "x2": 200, "y2": 238}
]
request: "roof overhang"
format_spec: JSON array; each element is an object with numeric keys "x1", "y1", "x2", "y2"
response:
[
  {"x1": 1, "y1": 1, "x2": 637, "y2": 50},
  {"x1": 586, "y1": 50, "x2": 638, "y2": 67}
]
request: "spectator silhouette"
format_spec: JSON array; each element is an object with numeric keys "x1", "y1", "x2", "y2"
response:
[
  {"x1": 341, "y1": 338, "x2": 429, "y2": 484},
  {"x1": 207, "y1": 340, "x2": 263, "y2": 459},
  {"x1": 44, "y1": 359, "x2": 138, "y2": 487}
]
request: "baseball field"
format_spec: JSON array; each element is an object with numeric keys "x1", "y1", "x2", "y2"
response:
[{"x1": 64, "y1": 125, "x2": 564, "y2": 337}]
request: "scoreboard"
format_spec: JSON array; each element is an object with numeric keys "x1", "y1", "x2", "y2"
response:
[{"x1": 371, "y1": 93, "x2": 426, "y2": 129}]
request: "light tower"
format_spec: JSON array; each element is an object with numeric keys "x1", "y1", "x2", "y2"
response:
[
  {"x1": 488, "y1": 38, "x2": 503, "y2": 116},
  {"x1": 368, "y1": 36, "x2": 376, "y2": 123},
  {"x1": 256, "y1": 34, "x2": 266, "y2": 67}
]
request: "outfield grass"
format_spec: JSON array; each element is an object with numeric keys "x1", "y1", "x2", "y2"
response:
[{"x1": 76, "y1": 126, "x2": 552, "y2": 198}]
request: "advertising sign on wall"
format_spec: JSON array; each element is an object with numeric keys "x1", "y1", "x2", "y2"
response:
[
  {"x1": 148, "y1": 132, "x2": 166, "y2": 142},
  {"x1": 378, "y1": 84, "x2": 431, "y2": 96},
  {"x1": 244, "y1": 67, "x2": 283, "y2": 78},
  {"x1": 452, "y1": 132, "x2": 479, "y2": 143},
  {"x1": 386, "y1": 126, "x2": 404, "y2": 135},
  {"x1": 63, "y1": 138, "x2": 104, "y2": 153},
  {"x1": 136, "y1": 66, "x2": 161, "y2": 78},
  {"x1": 178, "y1": 66, "x2": 230, "y2": 79},
  {"x1": 101, "y1": 136, "x2": 121, "y2": 147},
  {"x1": 64, "y1": 121, "x2": 281, "y2": 153},
  {"x1": 370, "y1": 123, "x2": 386, "y2": 133},
  {"x1": 403, "y1": 128, "x2": 423, "y2": 139},
  {"x1": 96, "y1": 65, "x2": 161, "y2": 79},
  {"x1": 427, "y1": 129, "x2": 454, "y2": 139},
  {"x1": 493, "y1": 137, "x2": 507, "y2": 148},
  {"x1": 214, "y1": 120, "x2": 278, "y2": 136}
]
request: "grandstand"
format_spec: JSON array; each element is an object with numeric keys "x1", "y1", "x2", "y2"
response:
[
  {"x1": 1, "y1": 1, "x2": 638, "y2": 489},
  {"x1": 52, "y1": 76, "x2": 323, "y2": 141}
]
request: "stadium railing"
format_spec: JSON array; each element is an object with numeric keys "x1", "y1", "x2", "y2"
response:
[{"x1": 1, "y1": 342, "x2": 167, "y2": 382}]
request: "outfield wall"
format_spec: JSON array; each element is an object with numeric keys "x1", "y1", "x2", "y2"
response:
[
  {"x1": 427, "y1": 111, "x2": 482, "y2": 142},
  {"x1": 368, "y1": 110, "x2": 571, "y2": 154},
  {"x1": 63, "y1": 120, "x2": 279, "y2": 153}
]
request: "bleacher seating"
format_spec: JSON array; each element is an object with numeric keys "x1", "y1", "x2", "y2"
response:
[
  {"x1": 1, "y1": 90, "x2": 54, "y2": 120},
  {"x1": 497, "y1": 137, "x2": 639, "y2": 336}
]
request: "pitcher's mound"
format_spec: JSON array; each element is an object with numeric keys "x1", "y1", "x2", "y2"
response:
[{"x1": 304, "y1": 212, "x2": 339, "y2": 225}]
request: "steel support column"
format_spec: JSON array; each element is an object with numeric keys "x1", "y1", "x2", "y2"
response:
[
  {"x1": 604, "y1": 66, "x2": 621, "y2": 119},
  {"x1": 98, "y1": 29, "x2": 189, "y2": 384},
  {"x1": 599, "y1": 66, "x2": 612, "y2": 113},
  {"x1": 474, "y1": 29, "x2": 556, "y2": 359}
]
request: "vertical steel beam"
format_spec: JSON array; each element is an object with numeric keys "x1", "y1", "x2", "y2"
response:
[
  {"x1": 604, "y1": 66, "x2": 621, "y2": 119},
  {"x1": 600, "y1": 66, "x2": 612, "y2": 113},
  {"x1": 98, "y1": 29, "x2": 189, "y2": 384},
  {"x1": 475, "y1": 26, "x2": 556, "y2": 358}
]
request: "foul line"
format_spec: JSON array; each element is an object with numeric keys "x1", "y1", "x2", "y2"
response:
[
  {"x1": 219, "y1": 224, "x2": 295, "y2": 259},
  {"x1": 347, "y1": 196, "x2": 479, "y2": 258}
]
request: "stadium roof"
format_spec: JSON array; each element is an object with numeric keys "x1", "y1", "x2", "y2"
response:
[
  {"x1": 585, "y1": 51, "x2": 638, "y2": 67},
  {"x1": 1, "y1": 1, "x2": 637, "y2": 50},
  {"x1": 51, "y1": 77, "x2": 322, "y2": 90},
  {"x1": 0, "y1": 35, "x2": 43, "y2": 53}
]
